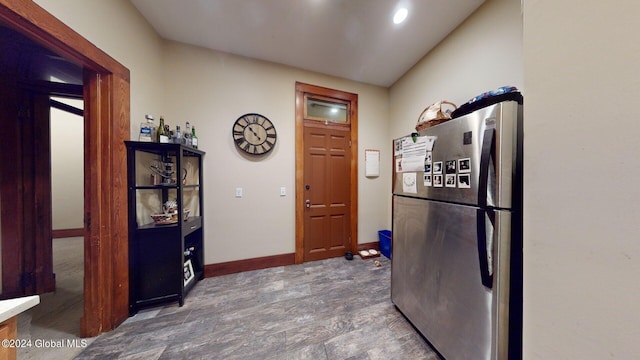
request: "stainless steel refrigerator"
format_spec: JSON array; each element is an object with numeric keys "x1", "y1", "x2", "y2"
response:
[{"x1": 391, "y1": 98, "x2": 523, "y2": 359}]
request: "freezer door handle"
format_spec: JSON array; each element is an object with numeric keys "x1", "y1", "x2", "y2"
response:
[
  {"x1": 478, "y1": 127, "x2": 495, "y2": 208},
  {"x1": 476, "y1": 208, "x2": 494, "y2": 289}
]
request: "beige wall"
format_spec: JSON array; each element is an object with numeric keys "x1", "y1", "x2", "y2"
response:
[
  {"x1": 389, "y1": 0, "x2": 523, "y2": 139},
  {"x1": 162, "y1": 41, "x2": 390, "y2": 263},
  {"x1": 34, "y1": 0, "x2": 166, "y2": 132},
  {"x1": 34, "y1": 0, "x2": 391, "y2": 265},
  {"x1": 522, "y1": 1, "x2": 640, "y2": 358}
]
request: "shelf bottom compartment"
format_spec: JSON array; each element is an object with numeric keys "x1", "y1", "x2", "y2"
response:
[{"x1": 131, "y1": 293, "x2": 182, "y2": 315}]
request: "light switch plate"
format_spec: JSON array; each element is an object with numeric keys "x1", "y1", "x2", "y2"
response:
[
  {"x1": 235, "y1": 187, "x2": 243, "y2": 198},
  {"x1": 280, "y1": 187, "x2": 286, "y2": 196}
]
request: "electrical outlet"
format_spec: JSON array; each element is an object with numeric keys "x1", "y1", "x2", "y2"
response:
[
  {"x1": 235, "y1": 187, "x2": 243, "y2": 198},
  {"x1": 280, "y1": 187, "x2": 286, "y2": 196}
]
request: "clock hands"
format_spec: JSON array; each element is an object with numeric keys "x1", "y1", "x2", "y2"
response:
[{"x1": 247, "y1": 125, "x2": 262, "y2": 142}]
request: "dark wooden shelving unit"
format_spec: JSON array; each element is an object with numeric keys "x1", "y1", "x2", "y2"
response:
[{"x1": 125, "y1": 141, "x2": 205, "y2": 315}]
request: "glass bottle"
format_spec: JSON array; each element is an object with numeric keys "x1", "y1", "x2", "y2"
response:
[
  {"x1": 191, "y1": 126, "x2": 198, "y2": 149},
  {"x1": 139, "y1": 114, "x2": 156, "y2": 142},
  {"x1": 157, "y1": 116, "x2": 169, "y2": 143},
  {"x1": 184, "y1": 121, "x2": 192, "y2": 147},
  {"x1": 174, "y1": 125, "x2": 182, "y2": 144}
]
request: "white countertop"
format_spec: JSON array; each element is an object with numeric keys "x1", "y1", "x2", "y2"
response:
[{"x1": 0, "y1": 295, "x2": 39, "y2": 323}]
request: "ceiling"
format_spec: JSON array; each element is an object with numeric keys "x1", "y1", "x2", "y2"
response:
[{"x1": 130, "y1": 0, "x2": 485, "y2": 87}]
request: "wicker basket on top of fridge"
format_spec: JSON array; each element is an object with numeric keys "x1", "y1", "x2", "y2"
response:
[{"x1": 415, "y1": 100, "x2": 457, "y2": 132}]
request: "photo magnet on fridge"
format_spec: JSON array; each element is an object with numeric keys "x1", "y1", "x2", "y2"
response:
[
  {"x1": 445, "y1": 174, "x2": 456, "y2": 187},
  {"x1": 433, "y1": 161, "x2": 443, "y2": 174},
  {"x1": 445, "y1": 160, "x2": 457, "y2": 174},
  {"x1": 433, "y1": 174, "x2": 443, "y2": 187},
  {"x1": 458, "y1": 158, "x2": 471, "y2": 173},
  {"x1": 458, "y1": 174, "x2": 471, "y2": 188},
  {"x1": 424, "y1": 174, "x2": 432, "y2": 186}
]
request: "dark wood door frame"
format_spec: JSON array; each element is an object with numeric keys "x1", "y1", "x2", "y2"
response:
[
  {"x1": 294, "y1": 82, "x2": 358, "y2": 264},
  {"x1": 0, "y1": 0, "x2": 130, "y2": 337}
]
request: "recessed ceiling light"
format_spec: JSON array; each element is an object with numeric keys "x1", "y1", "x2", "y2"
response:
[{"x1": 393, "y1": 8, "x2": 408, "y2": 24}]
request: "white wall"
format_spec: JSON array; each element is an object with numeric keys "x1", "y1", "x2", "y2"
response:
[
  {"x1": 522, "y1": 1, "x2": 640, "y2": 358},
  {"x1": 51, "y1": 99, "x2": 84, "y2": 229},
  {"x1": 161, "y1": 41, "x2": 390, "y2": 263}
]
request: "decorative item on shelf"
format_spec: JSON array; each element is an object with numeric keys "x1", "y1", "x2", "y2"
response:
[
  {"x1": 150, "y1": 213, "x2": 176, "y2": 225},
  {"x1": 183, "y1": 259, "x2": 195, "y2": 286},
  {"x1": 163, "y1": 200, "x2": 177, "y2": 214},
  {"x1": 182, "y1": 168, "x2": 188, "y2": 185},
  {"x1": 184, "y1": 246, "x2": 195, "y2": 257},
  {"x1": 150, "y1": 200, "x2": 189, "y2": 225},
  {"x1": 415, "y1": 100, "x2": 457, "y2": 132},
  {"x1": 149, "y1": 159, "x2": 176, "y2": 185},
  {"x1": 181, "y1": 208, "x2": 190, "y2": 221}
]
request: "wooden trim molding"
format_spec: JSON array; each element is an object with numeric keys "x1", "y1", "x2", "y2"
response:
[
  {"x1": 52, "y1": 228, "x2": 84, "y2": 239},
  {"x1": 0, "y1": 0, "x2": 130, "y2": 337},
  {"x1": 205, "y1": 253, "x2": 296, "y2": 278}
]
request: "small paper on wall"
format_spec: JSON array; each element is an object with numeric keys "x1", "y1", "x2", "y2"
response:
[{"x1": 365, "y1": 149, "x2": 380, "y2": 177}]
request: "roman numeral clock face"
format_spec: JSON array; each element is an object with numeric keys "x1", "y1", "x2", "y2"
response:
[{"x1": 233, "y1": 113, "x2": 277, "y2": 155}]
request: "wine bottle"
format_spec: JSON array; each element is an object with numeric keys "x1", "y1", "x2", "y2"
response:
[
  {"x1": 191, "y1": 126, "x2": 198, "y2": 149},
  {"x1": 157, "y1": 116, "x2": 169, "y2": 143}
]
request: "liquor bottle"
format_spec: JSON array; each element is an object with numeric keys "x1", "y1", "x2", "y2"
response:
[
  {"x1": 174, "y1": 125, "x2": 183, "y2": 144},
  {"x1": 139, "y1": 114, "x2": 156, "y2": 142},
  {"x1": 191, "y1": 126, "x2": 198, "y2": 149},
  {"x1": 184, "y1": 121, "x2": 192, "y2": 147},
  {"x1": 157, "y1": 116, "x2": 169, "y2": 143}
]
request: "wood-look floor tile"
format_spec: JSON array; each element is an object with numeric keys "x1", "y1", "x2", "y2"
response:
[{"x1": 76, "y1": 257, "x2": 439, "y2": 359}]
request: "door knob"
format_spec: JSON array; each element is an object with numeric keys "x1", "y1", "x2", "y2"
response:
[{"x1": 305, "y1": 200, "x2": 311, "y2": 208}]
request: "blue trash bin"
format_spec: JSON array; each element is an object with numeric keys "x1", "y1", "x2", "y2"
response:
[{"x1": 378, "y1": 230, "x2": 391, "y2": 259}]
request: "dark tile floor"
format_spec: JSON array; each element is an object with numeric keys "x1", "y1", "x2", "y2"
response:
[{"x1": 76, "y1": 256, "x2": 440, "y2": 359}]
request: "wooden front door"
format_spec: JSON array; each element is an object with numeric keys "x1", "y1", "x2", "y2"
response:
[
  {"x1": 295, "y1": 82, "x2": 358, "y2": 263},
  {"x1": 303, "y1": 125, "x2": 351, "y2": 261}
]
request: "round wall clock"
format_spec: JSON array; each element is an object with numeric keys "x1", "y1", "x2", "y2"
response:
[{"x1": 232, "y1": 113, "x2": 277, "y2": 155}]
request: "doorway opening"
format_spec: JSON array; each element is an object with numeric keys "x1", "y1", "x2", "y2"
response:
[
  {"x1": 294, "y1": 82, "x2": 358, "y2": 263},
  {"x1": 48, "y1": 95, "x2": 85, "y2": 336}
]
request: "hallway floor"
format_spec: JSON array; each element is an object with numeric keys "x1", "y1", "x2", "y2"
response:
[
  {"x1": 77, "y1": 256, "x2": 439, "y2": 359},
  {"x1": 17, "y1": 236, "x2": 95, "y2": 360}
]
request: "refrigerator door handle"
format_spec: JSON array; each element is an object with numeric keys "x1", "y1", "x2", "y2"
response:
[
  {"x1": 477, "y1": 127, "x2": 496, "y2": 288},
  {"x1": 478, "y1": 127, "x2": 495, "y2": 208},
  {"x1": 476, "y1": 208, "x2": 494, "y2": 289}
]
